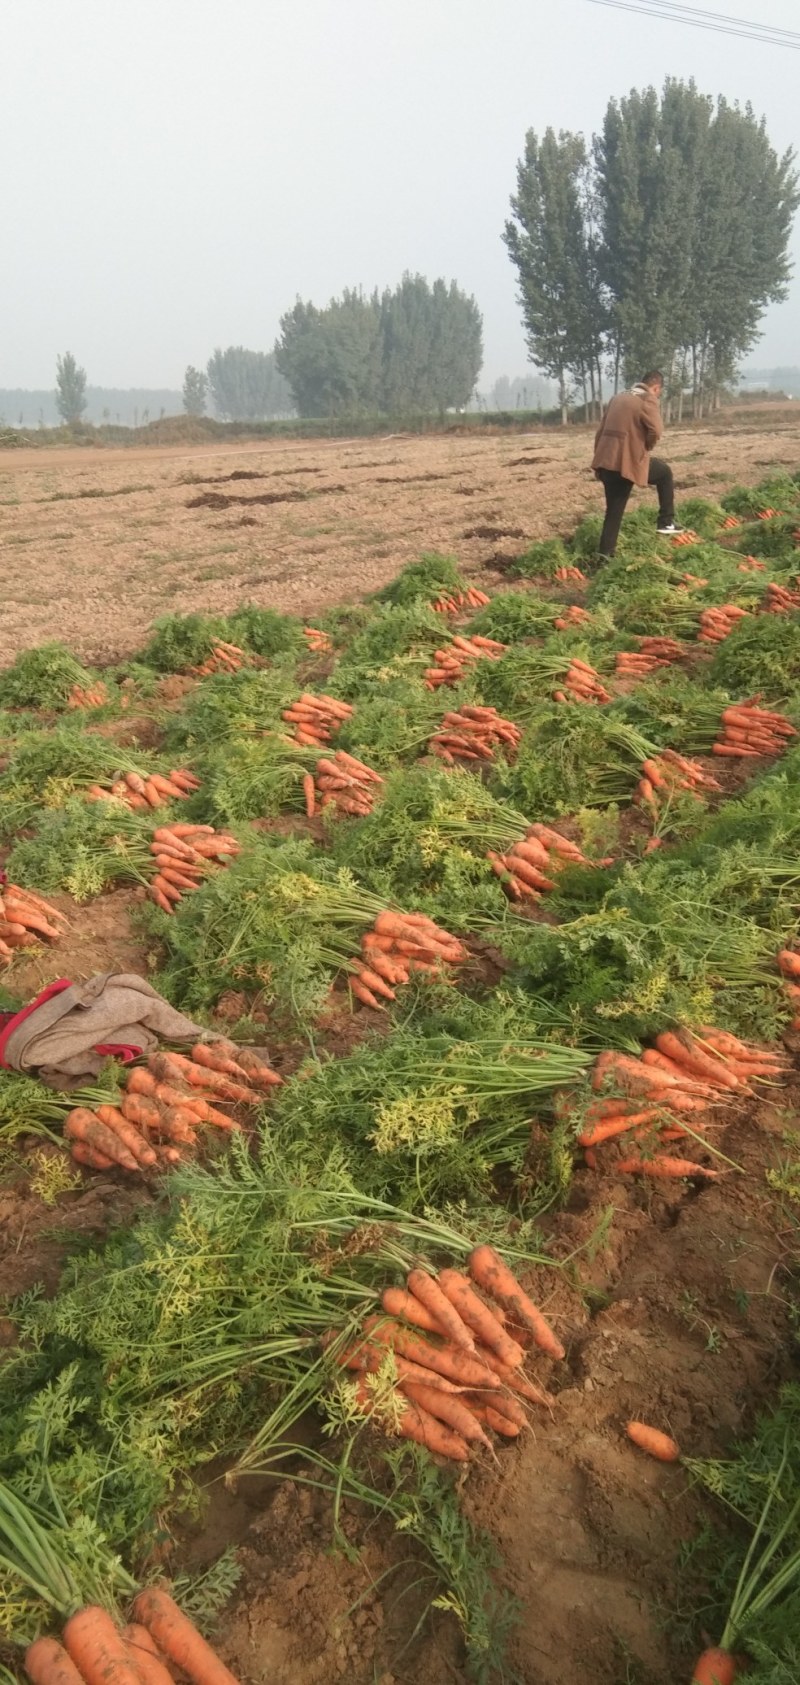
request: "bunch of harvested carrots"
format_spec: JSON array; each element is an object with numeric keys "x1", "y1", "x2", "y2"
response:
[
  {"x1": 553, "y1": 658, "x2": 610, "y2": 704},
  {"x1": 720, "y1": 514, "x2": 741, "y2": 530},
  {"x1": 764, "y1": 580, "x2": 800, "y2": 613},
  {"x1": 303, "y1": 626, "x2": 333, "y2": 654},
  {"x1": 431, "y1": 587, "x2": 490, "y2": 614},
  {"x1": 777, "y1": 949, "x2": 800, "y2": 1029},
  {"x1": 87, "y1": 768, "x2": 200, "y2": 813},
  {"x1": 189, "y1": 639, "x2": 248, "y2": 677},
  {"x1": 429, "y1": 706, "x2": 522, "y2": 766},
  {"x1": 554, "y1": 564, "x2": 586, "y2": 584},
  {"x1": 488, "y1": 823, "x2": 586, "y2": 903},
  {"x1": 305, "y1": 750, "x2": 383, "y2": 818},
  {"x1": 148, "y1": 823, "x2": 240, "y2": 914},
  {"x1": 579, "y1": 1031, "x2": 788, "y2": 1178},
  {"x1": 331, "y1": 1245, "x2": 563, "y2": 1461},
  {"x1": 677, "y1": 571, "x2": 709, "y2": 589},
  {"x1": 757, "y1": 506, "x2": 783, "y2": 520},
  {"x1": 423, "y1": 634, "x2": 506, "y2": 690},
  {"x1": 698, "y1": 604, "x2": 749, "y2": 644},
  {"x1": 67, "y1": 1042, "x2": 281, "y2": 1173},
  {"x1": 282, "y1": 692, "x2": 353, "y2": 745},
  {"x1": 713, "y1": 700, "x2": 797, "y2": 759},
  {"x1": 615, "y1": 635, "x2": 685, "y2": 680},
  {"x1": 634, "y1": 751, "x2": 721, "y2": 812},
  {"x1": 67, "y1": 681, "x2": 108, "y2": 710},
  {"x1": 669, "y1": 529, "x2": 700, "y2": 548},
  {"x1": 0, "y1": 882, "x2": 66, "y2": 963},
  {"x1": 24, "y1": 1586, "x2": 241, "y2": 1685},
  {"x1": 737, "y1": 555, "x2": 765, "y2": 573},
  {"x1": 553, "y1": 604, "x2": 592, "y2": 631},
  {"x1": 351, "y1": 910, "x2": 467, "y2": 1008}
]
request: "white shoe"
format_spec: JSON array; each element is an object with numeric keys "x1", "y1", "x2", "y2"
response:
[{"x1": 657, "y1": 521, "x2": 684, "y2": 535}]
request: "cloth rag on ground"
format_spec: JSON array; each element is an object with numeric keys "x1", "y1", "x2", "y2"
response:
[{"x1": 0, "y1": 972, "x2": 216, "y2": 1087}]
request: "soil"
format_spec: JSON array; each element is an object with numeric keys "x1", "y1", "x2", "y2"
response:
[{"x1": 2, "y1": 406, "x2": 799, "y2": 667}]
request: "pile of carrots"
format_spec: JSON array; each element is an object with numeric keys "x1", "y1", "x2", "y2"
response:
[
  {"x1": 423, "y1": 634, "x2": 506, "y2": 690},
  {"x1": 24, "y1": 1586, "x2": 241, "y2": 1685},
  {"x1": 669, "y1": 529, "x2": 700, "y2": 548},
  {"x1": 713, "y1": 700, "x2": 797, "y2": 759},
  {"x1": 720, "y1": 514, "x2": 741, "y2": 530},
  {"x1": 87, "y1": 768, "x2": 200, "y2": 813},
  {"x1": 281, "y1": 692, "x2": 353, "y2": 746},
  {"x1": 149, "y1": 824, "x2": 239, "y2": 914},
  {"x1": 698, "y1": 604, "x2": 749, "y2": 644},
  {"x1": 737, "y1": 555, "x2": 765, "y2": 574},
  {"x1": 67, "y1": 1042, "x2": 281, "y2": 1173},
  {"x1": 0, "y1": 881, "x2": 66, "y2": 963},
  {"x1": 777, "y1": 949, "x2": 800, "y2": 1029},
  {"x1": 677, "y1": 571, "x2": 709, "y2": 589},
  {"x1": 351, "y1": 910, "x2": 467, "y2": 1008},
  {"x1": 757, "y1": 506, "x2": 783, "y2": 520},
  {"x1": 306, "y1": 750, "x2": 383, "y2": 818},
  {"x1": 431, "y1": 587, "x2": 490, "y2": 614},
  {"x1": 616, "y1": 635, "x2": 684, "y2": 679},
  {"x1": 429, "y1": 706, "x2": 522, "y2": 766},
  {"x1": 634, "y1": 750, "x2": 721, "y2": 812},
  {"x1": 554, "y1": 565, "x2": 586, "y2": 584},
  {"x1": 578, "y1": 1032, "x2": 788, "y2": 1177},
  {"x1": 553, "y1": 605, "x2": 592, "y2": 631},
  {"x1": 303, "y1": 626, "x2": 333, "y2": 654},
  {"x1": 331, "y1": 1245, "x2": 564, "y2": 1461},
  {"x1": 189, "y1": 639, "x2": 249, "y2": 677},
  {"x1": 764, "y1": 580, "x2": 800, "y2": 613},
  {"x1": 553, "y1": 658, "x2": 610, "y2": 704},
  {"x1": 488, "y1": 823, "x2": 586, "y2": 903},
  {"x1": 67, "y1": 681, "x2": 108, "y2": 710}
]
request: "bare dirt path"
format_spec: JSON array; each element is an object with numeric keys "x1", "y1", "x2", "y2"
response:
[{"x1": 2, "y1": 410, "x2": 798, "y2": 666}]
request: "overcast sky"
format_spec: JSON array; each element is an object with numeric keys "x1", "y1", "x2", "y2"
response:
[{"x1": 2, "y1": 0, "x2": 798, "y2": 390}]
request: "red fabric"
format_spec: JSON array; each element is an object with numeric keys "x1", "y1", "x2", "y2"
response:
[
  {"x1": 93, "y1": 1043, "x2": 141, "y2": 1063},
  {"x1": 0, "y1": 979, "x2": 72, "y2": 1069}
]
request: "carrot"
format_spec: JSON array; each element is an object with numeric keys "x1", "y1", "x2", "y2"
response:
[
  {"x1": 691, "y1": 1648, "x2": 738, "y2": 1685},
  {"x1": 190, "y1": 1043, "x2": 251, "y2": 1081},
  {"x1": 152, "y1": 875, "x2": 182, "y2": 904},
  {"x1": 70, "y1": 1140, "x2": 115, "y2": 1170},
  {"x1": 360, "y1": 1316, "x2": 501, "y2": 1389},
  {"x1": 64, "y1": 1606, "x2": 144, "y2": 1685},
  {"x1": 466, "y1": 1384, "x2": 527, "y2": 1431},
  {"x1": 391, "y1": 1396, "x2": 469, "y2": 1460},
  {"x1": 167, "y1": 1055, "x2": 256, "y2": 1102},
  {"x1": 95, "y1": 1104, "x2": 158, "y2": 1168},
  {"x1": 352, "y1": 977, "x2": 382, "y2": 1009},
  {"x1": 221, "y1": 1046, "x2": 283, "y2": 1089},
  {"x1": 150, "y1": 887, "x2": 175, "y2": 915},
  {"x1": 156, "y1": 1107, "x2": 200, "y2": 1146},
  {"x1": 25, "y1": 1638, "x2": 88, "y2": 1685},
  {"x1": 578, "y1": 1110, "x2": 658, "y2": 1147},
  {"x1": 654, "y1": 1031, "x2": 739, "y2": 1090},
  {"x1": 381, "y1": 1286, "x2": 448, "y2": 1336},
  {"x1": 132, "y1": 1588, "x2": 240, "y2": 1685},
  {"x1": 65, "y1": 1109, "x2": 140, "y2": 1172},
  {"x1": 121, "y1": 1094, "x2": 164, "y2": 1132},
  {"x1": 436, "y1": 1269, "x2": 525, "y2": 1368},
  {"x1": 355, "y1": 965, "x2": 396, "y2": 1002},
  {"x1": 401, "y1": 1380, "x2": 493, "y2": 1448},
  {"x1": 777, "y1": 949, "x2": 800, "y2": 977},
  {"x1": 467, "y1": 1246, "x2": 565, "y2": 1360},
  {"x1": 468, "y1": 1402, "x2": 521, "y2": 1438},
  {"x1": 616, "y1": 1155, "x2": 718, "y2": 1179},
  {"x1": 473, "y1": 1348, "x2": 554, "y2": 1407},
  {"x1": 626, "y1": 1420, "x2": 680, "y2": 1461},
  {"x1": 301, "y1": 772, "x2": 316, "y2": 818},
  {"x1": 121, "y1": 1629, "x2": 176, "y2": 1685},
  {"x1": 406, "y1": 1268, "x2": 477, "y2": 1353}
]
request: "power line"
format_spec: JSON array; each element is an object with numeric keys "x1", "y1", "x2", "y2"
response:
[
  {"x1": 583, "y1": 0, "x2": 800, "y2": 48},
  {"x1": 640, "y1": 0, "x2": 800, "y2": 42}
]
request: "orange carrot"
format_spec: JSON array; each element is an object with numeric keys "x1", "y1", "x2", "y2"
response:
[
  {"x1": 468, "y1": 1402, "x2": 521, "y2": 1437},
  {"x1": 190, "y1": 1042, "x2": 251, "y2": 1081},
  {"x1": 220, "y1": 1045, "x2": 282, "y2": 1088},
  {"x1": 616, "y1": 1155, "x2": 718, "y2": 1179},
  {"x1": 466, "y1": 1385, "x2": 527, "y2": 1431},
  {"x1": 70, "y1": 1140, "x2": 115, "y2": 1171},
  {"x1": 64, "y1": 1109, "x2": 140, "y2": 1172},
  {"x1": 626, "y1": 1420, "x2": 680, "y2": 1461},
  {"x1": 121, "y1": 1628, "x2": 176, "y2": 1685},
  {"x1": 381, "y1": 1285, "x2": 448, "y2": 1336},
  {"x1": 120, "y1": 1093, "x2": 164, "y2": 1132},
  {"x1": 132, "y1": 1588, "x2": 240, "y2": 1685},
  {"x1": 95, "y1": 1104, "x2": 157, "y2": 1169},
  {"x1": 436, "y1": 1269, "x2": 525, "y2": 1368},
  {"x1": 777, "y1": 949, "x2": 800, "y2": 977},
  {"x1": 407, "y1": 1268, "x2": 477, "y2": 1353},
  {"x1": 401, "y1": 1380, "x2": 492, "y2": 1448},
  {"x1": 654, "y1": 1031, "x2": 739, "y2": 1090},
  {"x1": 360, "y1": 1316, "x2": 501, "y2": 1388},
  {"x1": 302, "y1": 773, "x2": 316, "y2": 818},
  {"x1": 156, "y1": 1107, "x2": 200, "y2": 1146},
  {"x1": 356, "y1": 964, "x2": 396, "y2": 1002},
  {"x1": 691, "y1": 1648, "x2": 738, "y2": 1685},
  {"x1": 64, "y1": 1606, "x2": 144, "y2": 1685},
  {"x1": 352, "y1": 977, "x2": 382, "y2": 1009},
  {"x1": 25, "y1": 1638, "x2": 88, "y2": 1685},
  {"x1": 578, "y1": 1110, "x2": 658, "y2": 1147},
  {"x1": 467, "y1": 1246, "x2": 565, "y2": 1359},
  {"x1": 473, "y1": 1347, "x2": 555, "y2": 1407}
]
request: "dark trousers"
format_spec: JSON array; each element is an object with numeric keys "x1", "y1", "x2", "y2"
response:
[{"x1": 597, "y1": 457, "x2": 675, "y2": 559}]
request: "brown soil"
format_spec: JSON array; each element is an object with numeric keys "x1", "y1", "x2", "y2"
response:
[{"x1": 2, "y1": 407, "x2": 799, "y2": 667}]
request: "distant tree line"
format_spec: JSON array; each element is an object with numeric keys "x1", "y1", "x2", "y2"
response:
[{"x1": 504, "y1": 79, "x2": 799, "y2": 421}]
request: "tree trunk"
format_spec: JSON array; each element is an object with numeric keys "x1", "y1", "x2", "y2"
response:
[{"x1": 559, "y1": 372, "x2": 568, "y2": 426}]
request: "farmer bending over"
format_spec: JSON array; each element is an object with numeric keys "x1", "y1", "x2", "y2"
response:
[{"x1": 592, "y1": 369, "x2": 683, "y2": 561}]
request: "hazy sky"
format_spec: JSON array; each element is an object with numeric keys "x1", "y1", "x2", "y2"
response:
[{"x1": 2, "y1": 0, "x2": 798, "y2": 389}]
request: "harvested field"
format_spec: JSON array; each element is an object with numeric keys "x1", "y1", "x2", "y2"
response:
[{"x1": 2, "y1": 404, "x2": 799, "y2": 665}]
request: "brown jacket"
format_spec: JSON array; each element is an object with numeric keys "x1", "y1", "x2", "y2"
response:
[{"x1": 591, "y1": 385, "x2": 663, "y2": 488}]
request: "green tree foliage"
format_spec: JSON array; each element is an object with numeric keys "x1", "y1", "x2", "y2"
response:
[
  {"x1": 54, "y1": 352, "x2": 87, "y2": 424},
  {"x1": 505, "y1": 82, "x2": 798, "y2": 416},
  {"x1": 504, "y1": 129, "x2": 607, "y2": 422},
  {"x1": 275, "y1": 275, "x2": 483, "y2": 418},
  {"x1": 206, "y1": 346, "x2": 293, "y2": 420},
  {"x1": 182, "y1": 365, "x2": 208, "y2": 416}
]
